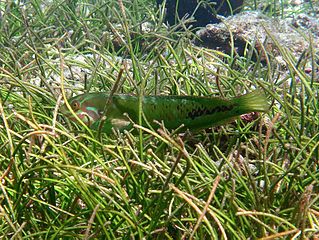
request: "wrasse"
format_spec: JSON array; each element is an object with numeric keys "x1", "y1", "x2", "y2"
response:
[{"x1": 61, "y1": 90, "x2": 269, "y2": 133}]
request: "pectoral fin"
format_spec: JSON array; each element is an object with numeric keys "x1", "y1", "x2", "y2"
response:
[
  {"x1": 111, "y1": 118, "x2": 131, "y2": 129},
  {"x1": 91, "y1": 118, "x2": 132, "y2": 134}
]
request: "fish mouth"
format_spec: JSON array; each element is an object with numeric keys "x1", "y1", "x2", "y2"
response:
[
  {"x1": 60, "y1": 103, "x2": 78, "y2": 120},
  {"x1": 60, "y1": 104, "x2": 69, "y2": 116},
  {"x1": 60, "y1": 104, "x2": 94, "y2": 126},
  {"x1": 60, "y1": 104, "x2": 75, "y2": 120}
]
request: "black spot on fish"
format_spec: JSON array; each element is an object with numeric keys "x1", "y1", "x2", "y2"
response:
[{"x1": 187, "y1": 104, "x2": 234, "y2": 119}]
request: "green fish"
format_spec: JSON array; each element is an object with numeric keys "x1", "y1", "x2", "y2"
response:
[{"x1": 61, "y1": 90, "x2": 269, "y2": 133}]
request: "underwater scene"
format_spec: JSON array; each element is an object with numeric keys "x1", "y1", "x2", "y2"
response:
[{"x1": 0, "y1": 0, "x2": 318, "y2": 239}]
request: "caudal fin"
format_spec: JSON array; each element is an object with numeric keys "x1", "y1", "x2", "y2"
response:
[{"x1": 232, "y1": 90, "x2": 269, "y2": 113}]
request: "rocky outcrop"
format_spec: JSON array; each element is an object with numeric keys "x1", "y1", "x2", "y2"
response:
[{"x1": 157, "y1": 0, "x2": 243, "y2": 28}]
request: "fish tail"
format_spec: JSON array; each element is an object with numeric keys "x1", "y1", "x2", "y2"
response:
[{"x1": 232, "y1": 90, "x2": 269, "y2": 113}]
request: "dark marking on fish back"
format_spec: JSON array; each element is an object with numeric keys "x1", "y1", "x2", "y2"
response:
[{"x1": 187, "y1": 104, "x2": 234, "y2": 120}]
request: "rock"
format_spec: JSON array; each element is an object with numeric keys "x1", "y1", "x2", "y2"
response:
[
  {"x1": 195, "y1": 11, "x2": 319, "y2": 61},
  {"x1": 292, "y1": 13, "x2": 319, "y2": 37},
  {"x1": 157, "y1": 0, "x2": 243, "y2": 28}
]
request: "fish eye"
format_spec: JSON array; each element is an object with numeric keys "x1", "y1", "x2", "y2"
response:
[{"x1": 71, "y1": 100, "x2": 80, "y2": 110}]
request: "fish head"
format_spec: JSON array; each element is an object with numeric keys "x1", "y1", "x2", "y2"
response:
[{"x1": 61, "y1": 94, "x2": 101, "y2": 126}]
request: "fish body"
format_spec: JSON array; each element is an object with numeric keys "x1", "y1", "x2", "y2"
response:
[{"x1": 61, "y1": 91, "x2": 269, "y2": 133}]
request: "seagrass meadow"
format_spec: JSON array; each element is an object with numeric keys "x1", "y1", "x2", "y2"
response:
[{"x1": 0, "y1": 0, "x2": 319, "y2": 239}]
